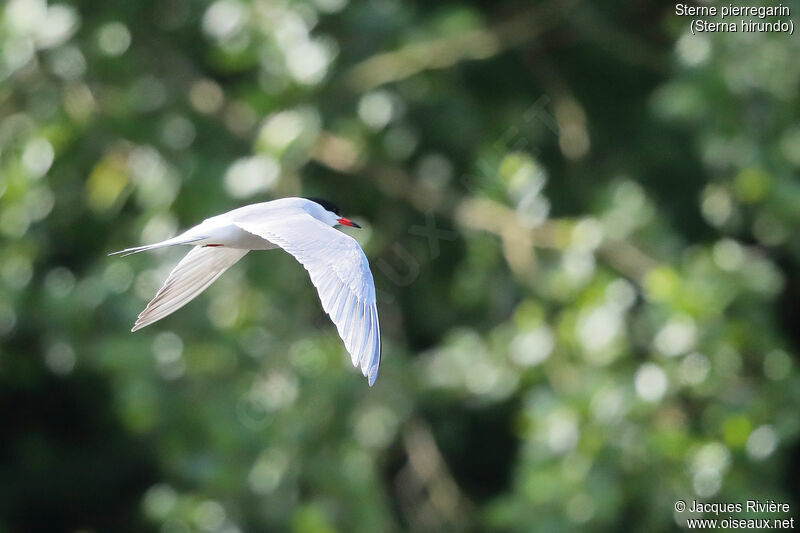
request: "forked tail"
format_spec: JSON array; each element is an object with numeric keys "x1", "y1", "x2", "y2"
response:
[{"x1": 108, "y1": 236, "x2": 206, "y2": 257}]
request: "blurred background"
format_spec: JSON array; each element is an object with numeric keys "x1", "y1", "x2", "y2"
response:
[{"x1": 1, "y1": 0, "x2": 799, "y2": 531}]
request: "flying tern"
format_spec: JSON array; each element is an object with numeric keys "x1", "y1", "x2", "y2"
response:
[{"x1": 110, "y1": 197, "x2": 381, "y2": 386}]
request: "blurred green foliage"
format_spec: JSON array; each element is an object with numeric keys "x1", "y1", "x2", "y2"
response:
[{"x1": 1, "y1": 0, "x2": 799, "y2": 531}]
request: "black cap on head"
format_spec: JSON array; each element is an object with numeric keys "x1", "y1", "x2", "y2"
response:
[{"x1": 305, "y1": 197, "x2": 341, "y2": 216}]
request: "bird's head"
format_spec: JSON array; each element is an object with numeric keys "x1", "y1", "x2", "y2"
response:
[{"x1": 304, "y1": 197, "x2": 361, "y2": 228}]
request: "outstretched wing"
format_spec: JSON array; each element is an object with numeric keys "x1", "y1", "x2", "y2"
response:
[
  {"x1": 133, "y1": 246, "x2": 248, "y2": 331},
  {"x1": 235, "y1": 213, "x2": 381, "y2": 386}
]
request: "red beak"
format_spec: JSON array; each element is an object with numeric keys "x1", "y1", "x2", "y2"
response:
[{"x1": 337, "y1": 217, "x2": 361, "y2": 228}]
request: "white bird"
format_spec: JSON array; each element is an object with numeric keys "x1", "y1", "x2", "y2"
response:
[{"x1": 110, "y1": 197, "x2": 381, "y2": 386}]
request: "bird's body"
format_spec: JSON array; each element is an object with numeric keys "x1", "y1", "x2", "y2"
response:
[{"x1": 111, "y1": 197, "x2": 381, "y2": 385}]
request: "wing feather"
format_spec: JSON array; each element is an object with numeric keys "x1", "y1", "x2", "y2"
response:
[
  {"x1": 363, "y1": 307, "x2": 377, "y2": 375},
  {"x1": 354, "y1": 301, "x2": 370, "y2": 365},
  {"x1": 132, "y1": 246, "x2": 248, "y2": 331},
  {"x1": 329, "y1": 284, "x2": 347, "y2": 320},
  {"x1": 368, "y1": 307, "x2": 381, "y2": 382},
  {"x1": 341, "y1": 294, "x2": 356, "y2": 343},
  {"x1": 234, "y1": 213, "x2": 381, "y2": 385}
]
